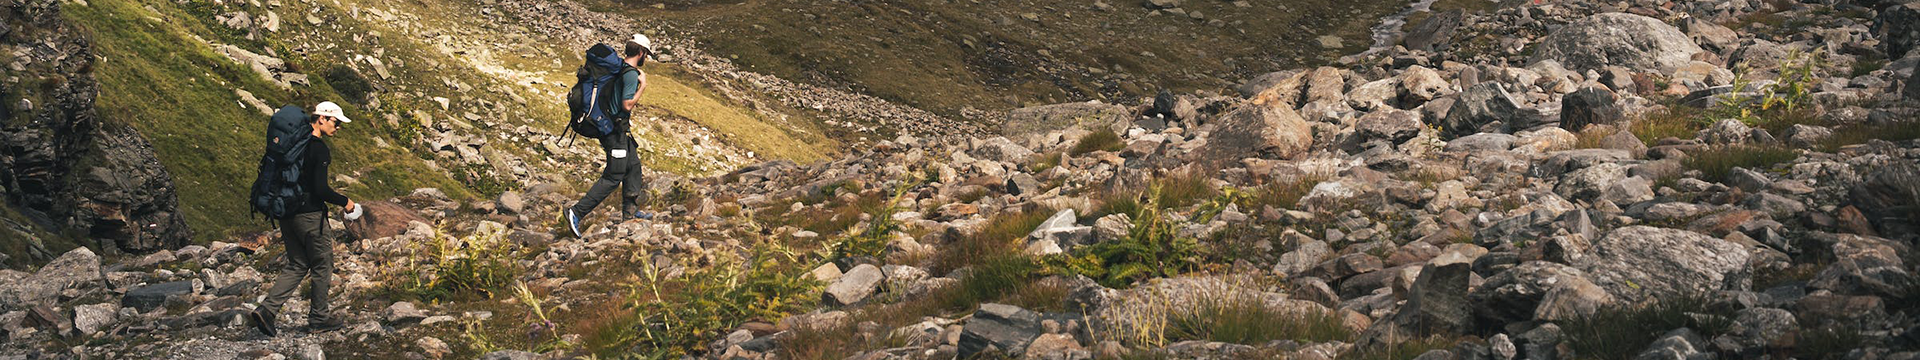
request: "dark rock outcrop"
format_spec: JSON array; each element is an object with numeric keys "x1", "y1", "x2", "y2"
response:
[
  {"x1": 1403, "y1": 9, "x2": 1464, "y2": 52},
  {"x1": 1558, "y1": 87, "x2": 1623, "y2": 132},
  {"x1": 1439, "y1": 83, "x2": 1542, "y2": 139},
  {"x1": 122, "y1": 281, "x2": 195, "y2": 312},
  {"x1": 1849, "y1": 163, "x2": 1920, "y2": 236},
  {"x1": 1, "y1": 0, "x2": 189, "y2": 254},
  {"x1": 1875, "y1": 3, "x2": 1920, "y2": 61}
]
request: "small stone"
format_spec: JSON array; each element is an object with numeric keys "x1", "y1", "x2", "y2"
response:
[
  {"x1": 416, "y1": 336, "x2": 452, "y2": 359},
  {"x1": 383, "y1": 301, "x2": 429, "y2": 325},
  {"x1": 825, "y1": 264, "x2": 884, "y2": 306}
]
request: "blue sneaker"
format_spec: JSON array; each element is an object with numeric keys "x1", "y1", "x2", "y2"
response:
[
  {"x1": 565, "y1": 208, "x2": 583, "y2": 237},
  {"x1": 633, "y1": 211, "x2": 655, "y2": 220}
]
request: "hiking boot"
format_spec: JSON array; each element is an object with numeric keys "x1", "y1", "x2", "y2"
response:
[
  {"x1": 306, "y1": 317, "x2": 346, "y2": 332},
  {"x1": 633, "y1": 211, "x2": 655, "y2": 220},
  {"x1": 565, "y1": 208, "x2": 583, "y2": 238},
  {"x1": 248, "y1": 308, "x2": 279, "y2": 337}
]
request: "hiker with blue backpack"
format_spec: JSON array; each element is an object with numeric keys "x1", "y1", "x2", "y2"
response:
[
  {"x1": 245, "y1": 101, "x2": 358, "y2": 337},
  {"x1": 563, "y1": 34, "x2": 655, "y2": 237}
]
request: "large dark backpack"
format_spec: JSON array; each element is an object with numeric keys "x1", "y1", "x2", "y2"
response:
[
  {"x1": 565, "y1": 43, "x2": 634, "y2": 139},
  {"x1": 248, "y1": 105, "x2": 314, "y2": 219}
]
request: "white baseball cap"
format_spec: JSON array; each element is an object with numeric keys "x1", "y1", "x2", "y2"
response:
[
  {"x1": 314, "y1": 101, "x2": 352, "y2": 123},
  {"x1": 629, "y1": 34, "x2": 654, "y2": 55}
]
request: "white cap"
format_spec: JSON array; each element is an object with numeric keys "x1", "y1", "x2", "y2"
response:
[
  {"x1": 629, "y1": 34, "x2": 654, "y2": 55},
  {"x1": 314, "y1": 101, "x2": 352, "y2": 123}
]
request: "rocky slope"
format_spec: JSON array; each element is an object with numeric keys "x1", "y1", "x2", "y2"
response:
[
  {"x1": 1, "y1": 0, "x2": 190, "y2": 257},
  {"x1": 4, "y1": 0, "x2": 1920, "y2": 359}
]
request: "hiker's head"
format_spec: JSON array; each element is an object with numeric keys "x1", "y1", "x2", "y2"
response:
[
  {"x1": 625, "y1": 34, "x2": 653, "y2": 65},
  {"x1": 310, "y1": 101, "x2": 352, "y2": 137}
]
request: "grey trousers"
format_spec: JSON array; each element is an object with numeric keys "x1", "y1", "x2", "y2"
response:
[
  {"x1": 262, "y1": 211, "x2": 333, "y2": 323},
  {"x1": 571, "y1": 134, "x2": 646, "y2": 217}
]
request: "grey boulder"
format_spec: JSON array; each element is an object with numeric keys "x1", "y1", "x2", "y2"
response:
[
  {"x1": 1532, "y1": 13, "x2": 1706, "y2": 73},
  {"x1": 1578, "y1": 226, "x2": 1750, "y2": 303}
]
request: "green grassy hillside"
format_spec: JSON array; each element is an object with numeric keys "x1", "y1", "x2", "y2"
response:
[
  {"x1": 60, "y1": 0, "x2": 839, "y2": 243},
  {"x1": 65, "y1": 0, "x2": 475, "y2": 243}
]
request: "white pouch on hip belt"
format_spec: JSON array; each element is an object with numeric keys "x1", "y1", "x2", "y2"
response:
[
  {"x1": 344, "y1": 204, "x2": 365, "y2": 221},
  {"x1": 611, "y1": 149, "x2": 629, "y2": 159}
]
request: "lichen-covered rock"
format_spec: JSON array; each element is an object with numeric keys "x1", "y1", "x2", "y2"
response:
[
  {"x1": 1578, "y1": 226, "x2": 1751, "y2": 303},
  {"x1": 0, "y1": 247, "x2": 103, "y2": 310},
  {"x1": 1532, "y1": 13, "x2": 1707, "y2": 73}
]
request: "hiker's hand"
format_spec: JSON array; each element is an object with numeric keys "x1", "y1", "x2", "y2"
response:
[{"x1": 345, "y1": 200, "x2": 357, "y2": 213}]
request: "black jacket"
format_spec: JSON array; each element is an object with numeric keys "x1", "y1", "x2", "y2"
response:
[{"x1": 294, "y1": 137, "x2": 350, "y2": 214}]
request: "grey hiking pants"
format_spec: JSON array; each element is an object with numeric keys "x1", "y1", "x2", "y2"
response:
[
  {"x1": 571, "y1": 134, "x2": 646, "y2": 218},
  {"x1": 263, "y1": 211, "x2": 333, "y2": 323}
]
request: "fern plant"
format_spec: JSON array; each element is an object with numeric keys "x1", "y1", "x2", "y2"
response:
[
  {"x1": 827, "y1": 176, "x2": 919, "y2": 263},
  {"x1": 1713, "y1": 47, "x2": 1827, "y2": 127},
  {"x1": 1060, "y1": 184, "x2": 1217, "y2": 288},
  {"x1": 622, "y1": 239, "x2": 822, "y2": 357}
]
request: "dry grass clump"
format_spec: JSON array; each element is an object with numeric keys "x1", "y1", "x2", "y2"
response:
[
  {"x1": 1095, "y1": 275, "x2": 1348, "y2": 349},
  {"x1": 1629, "y1": 105, "x2": 1708, "y2": 146}
]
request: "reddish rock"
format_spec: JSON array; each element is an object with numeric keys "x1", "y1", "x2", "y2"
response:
[{"x1": 344, "y1": 200, "x2": 428, "y2": 241}]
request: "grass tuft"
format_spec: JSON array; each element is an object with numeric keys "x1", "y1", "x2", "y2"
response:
[
  {"x1": 1681, "y1": 145, "x2": 1798, "y2": 184},
  {"x1": 1629, "y1": 105, "x2": 1707, "y2": 146},
  {"x1": 1241, "y1": 174, "x2": 1328, "y2": 211},
  {"x1": 1070, "y1": 128, "x2": 1126, "y2": 155},
  {"x1": 1562, "y1": 296, "x2": 1736, "y2": 360},
  {"x1": 1337, "y1": 336, "x2": 1459, "y2": 360},
  {"x1": 932, "y1": 209, "x2": 1053, "y2": 275},
  {"x1": 1794, "y1": 325, "x2": 1866, "y2": 360},
  {"x1": 1821, "y1": 122, "x2": 1920, "y2": 151},
  {"x1": 1166, "y1": 296, "x2": 1351, "y2": 345}
]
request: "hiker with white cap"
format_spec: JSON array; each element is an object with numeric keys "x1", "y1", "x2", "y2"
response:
[
  {"x1": 247, "y1": 100, "x2": 356, "y2": 336},
  {"x1": 563, "y1": 34, "x2": 656, "y2": 237}
]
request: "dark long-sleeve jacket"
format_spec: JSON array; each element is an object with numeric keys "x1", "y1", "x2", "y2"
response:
[{"x1": 294, "y1": 137, "x2": 350, "y2": 214}]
